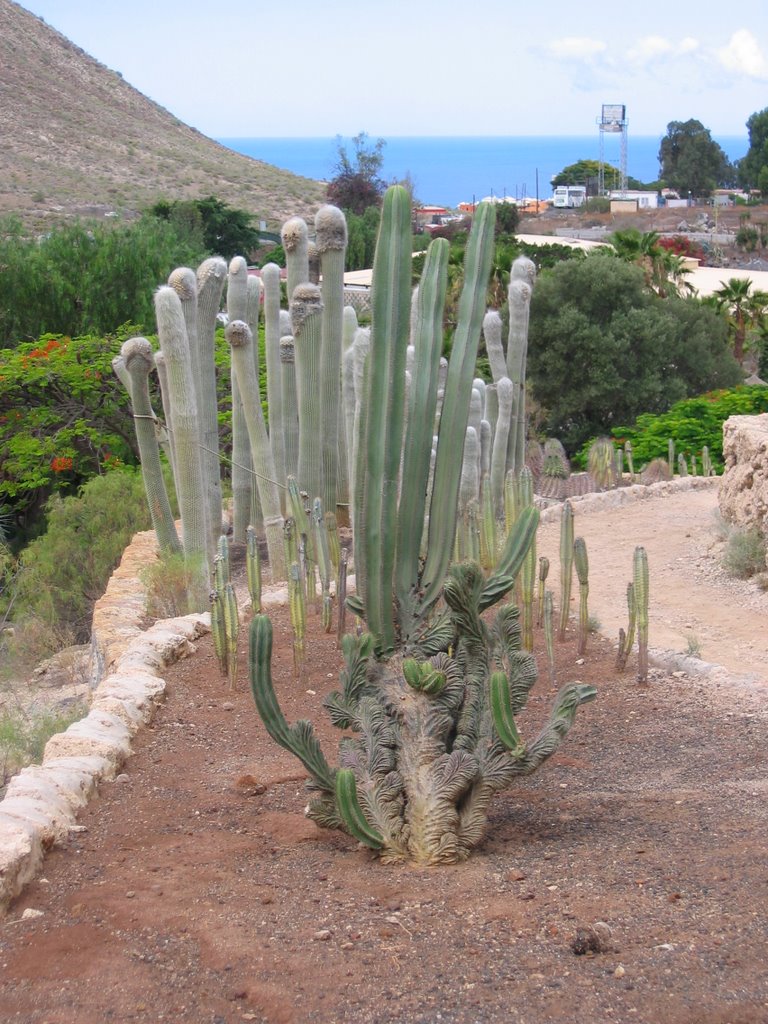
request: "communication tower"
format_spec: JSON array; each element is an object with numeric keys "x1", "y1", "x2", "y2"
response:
[{"x1": 598, "y1": 104, "x2": 628, "y2": 195}]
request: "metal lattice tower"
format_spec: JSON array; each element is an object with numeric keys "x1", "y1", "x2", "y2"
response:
[{"x1": 598, "y1": 104, "x2": 628, "y2": 195}]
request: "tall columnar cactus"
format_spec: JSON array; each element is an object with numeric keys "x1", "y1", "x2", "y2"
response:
[
  {"x1": 506, "y1": 256, "x2": 536, "y2": 475},
  {"x1": 558, "y1": 499, "x2": 574, "y2": 641},
  {"x1": 292, "y1": 283, "x2": 325, "y2": 507},
  {"x1": 227, "y1": 257, "x2": 254, "y2": 542},
  {"x1": 281, "y1": 217, "x2": 309, "y2": 304},
  {"x1": 249, "y1": 188, "x2": 595, "y2": 865},
  {"x1": 154, "y1": 285, "x2": 210, "y2": 611},
  {"x1": 634, "y1": 546, "x2": 650, "y2": 683},
  {"x1": 246, "y1": 524, "x2": 262, "y2": 613},
  {"x1": 573, "y1": 536, "x2": 590, "y2": 656},
  {"x1": 482, "y1": 310, "x2": 507, "y2": 383},
  {"x1": 194, "y1": 257, "x2": 227, "y2": 550},
  {"x1": 587, "y1": 437, "x2": 616, "y2": 490},
  {"x1": 315, "y1": 205, "x2": 348, "y2": 517},
  {"x1": 262, "y1": 263, "x2": 287, "y2": 500},
  {"x1": 120, "y1": 336, "x2": 181, "y2": 555},
  {"x1": 225, "y1": 319, "x2": 286, "y2": 581},
  {"x1": 616, "y1": 581, "x2": 636, "y2": 672}
]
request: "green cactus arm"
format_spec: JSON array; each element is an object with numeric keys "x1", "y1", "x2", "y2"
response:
[
  {"x1": 120, "y1": 337, "x2": 181, "y2": 554},
  {"x1": 480, "y1": 505, "x2": 539, "y2": 611},
  {"x1": 249, "y1": 616, "x2": 335, "y2": 793},
  {"x1": 395, "y1": 237, "x2": 449, "y2": 631},
  {"x1": 359, "y1": 185, "x2": 412, "y2": 653},
  {"x1": 574, "y1": 536, "x2": 590, "y2": 655},
  {"x1": 489, "y1": 671, "x2": 526, "y2": 756},
  {"x1": 335, "y1": 769, "x2": 384, "y2": 850},
  {"x1": 316, "y1": 205, "x2": 348, "y2": 516},
  {"x1": 418, "y1": 201, "x2": 497, "y2": 618},
  {"x1": 634, "y1": 546, "x2": 649, "y2": 682},
  {"x1": 558, "y1": 500, "x2": 574, "y2": 641},
  {"x1": 246, "y1": 525, "x2": 262, "y2": 612}
]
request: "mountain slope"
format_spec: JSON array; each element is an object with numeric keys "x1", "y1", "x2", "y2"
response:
[{"x1": 0, "y1": 0, "x2": 325, "y2": 228}]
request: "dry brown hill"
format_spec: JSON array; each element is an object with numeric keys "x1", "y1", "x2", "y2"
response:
[{"x1": 0, "y1": 0, "x2": 325, "y2": 229}]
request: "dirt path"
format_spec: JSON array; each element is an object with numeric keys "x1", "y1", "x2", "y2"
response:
[
  {"x1": 537, "y1": 484, "x2": 768, "y2": 691},
  {"x1": 1, "y1": 485, "x2": 768, "y2": 1024}
]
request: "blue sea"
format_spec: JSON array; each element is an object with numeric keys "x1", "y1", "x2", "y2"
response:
[{"x1": 218, "y1": 135, "x2": 749, "y2": 209}]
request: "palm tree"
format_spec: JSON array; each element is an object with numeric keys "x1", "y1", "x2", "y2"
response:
[
  {"x1": 608, "y1": 229, "x2": 684, "y2": 296},
  {"x1": 712, "y1": 278, "x2": 768, "y2": 364}
]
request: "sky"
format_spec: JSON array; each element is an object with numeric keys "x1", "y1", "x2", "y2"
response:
[{"x1": 14, "y1": 0, "x2": 768, "y2": 140}]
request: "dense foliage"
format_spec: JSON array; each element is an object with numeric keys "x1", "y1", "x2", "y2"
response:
[
  {"x1": 528, "y1": 254, "x2": 742, "y2": 451},
  {"x1": 0, "y1": 217, "x2": 206, "y2": 348},
  {"x1": 658, "y1": 120, "x2": 733, "y2": 197},
  {"x1": 551, "y1": 159, "x2": 647, "y2": 192},
  {"x1": 582, "y1": 386, "x2": 768, "y2": 473},
  {"x1": 737, "y1": 108, "x2": 768, "y2": 193},
  {"x1": 147, "y1": 196, "x2": 261, "y2": 261},
  {"x1": 7, "y1": 468, "x2": 156, "y2": 644},
  {"x1": 326, "y1": 133, "x2": 387, "y2": 215}
]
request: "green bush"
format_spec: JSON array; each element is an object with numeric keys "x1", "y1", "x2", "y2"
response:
[
  {"x1": 722, "y1": 525, "x2": 767, "y2": 579},
  {"x1": 577, "y1": 385, "x2": 768, "y2": 471},
  {"x1": 9, "y1": 467, "x2": 156, "y2": 644},
  {"x1": 1, "y1": 701, "x2": 88, "y2": 794}
]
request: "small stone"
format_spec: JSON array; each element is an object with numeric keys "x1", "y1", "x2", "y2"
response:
[
  {"x1": 126, "y1": 891, "x2": 136, "y2": 899},
  {"x1": 222, "y1": 701, "x2": 235, "y2": 711},
  {"x1": 575, "y1": 658, "x2": 585, "y2": 665},
  {"x1": 614, "y1": 965, "x2": 626, "y2": 978},
  {"x1": 313, "y1": 929, "x2": 332, "y2": 941},
  {"x1": 69, "y1": 825, "x2": 88, "y2": 834},
  {"x1": 306, "y1": 689, "x2": 316, "y2": 696},
  {"x1": 114, "y1": 774, "x2": 130, "y2": 784},
  {"x1": 21, "y1": 908, "x2": 44, "y2": 920}
]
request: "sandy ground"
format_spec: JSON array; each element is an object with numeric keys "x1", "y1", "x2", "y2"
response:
[{"x1": 536, "y1": 486, "x2": 768, "y2": 692}]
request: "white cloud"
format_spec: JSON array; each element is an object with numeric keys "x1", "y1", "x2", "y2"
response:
[
  {"x1": 625, "y1": 35, "x2": 701, "y2": 66},
  {"x1": 716, "y1": 29, "x2": 768, "y2": 79},
  {"x1": 547, "y1": 36, "x2": 608, "y2": 62}
]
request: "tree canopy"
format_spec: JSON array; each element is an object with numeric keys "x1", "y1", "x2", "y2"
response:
[
  {"x1": 551, "y1": 159, "x2": 647, "y2": 193},
  {"x1": 736, "y1": 108, "x2": 768, "y2": 192},
  {"x1": 658, "y1": 120, "x2": 733, "y2": 196},
  {"x1": 326, "y1": 133, "x2": 387, "y2": 215},
  {"x1": 528, "y1": 254, "x2": 742, "y2": 451},
  {"x1": 148, "y1": 196, "x2": 260, "y2": 261}
]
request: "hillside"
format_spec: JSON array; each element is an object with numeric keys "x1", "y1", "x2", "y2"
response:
[{"x1": 0, "y1": 0, "x2": 325, "y2": 229}]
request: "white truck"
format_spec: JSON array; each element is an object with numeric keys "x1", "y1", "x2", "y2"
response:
[{"x1": 552, "y1": 185, "x2": 587, "y2": 208}]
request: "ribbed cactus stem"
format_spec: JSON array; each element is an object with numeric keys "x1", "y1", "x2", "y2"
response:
[
  {"x1": 479, "y1": 475, "x2": 496, "y2": 570},
  {"x1": 617, "y1": 581, "x2": 636, "y2": 671},
  {"x1": 543, "y1": 589, "x2": 555, "y2": 685},
  {"x1": 358, "y1": 186, "x2": 412, "y2": 653},
  {"x1": 316, "y1": 205, "x2": 348, "y2": 517},
  {"x1": 668, "y1": 438, "x2": 676, "y2": 474},
  {"x1": 225, "y1": 320, "x2": 286, "y2": 581},
  {"x1": 280, "y1": 335, "x2": 299, "y2": 481},
  {"x1": 312, "y1": 498, "x2": 334, "y2": 633},
  {"x1": 489, "y1": 378, "x2": 514, "y2": 520},
  {"x1": 246, "y1": 524, "x2": 262, "y2": 613},
  {"x1": 625, "y1": 440, "x2": 634, "y2": 481},
  {"x1": 537, "y1": 555, "x2": 550, "y2": 627},
  {"x1": 506, "y1": 256, "x2": 535, "y2": 474},
  {"x1": 573, "y1": 536, "x2": 589, "y2": 655},
  {"x1": 281, "y1": 217, "x2": 309, "y2": 305},
  {"x1": 336, "y1": 305, "x2": 358, "y2": 515},
  {"x1": 194, "y1": 256, "x2": 226, "y2": 545},
  {"x1": 228, "y1": 257, "x2": 252, "y2": 543},
  {"x1": 419, "y1": 201, "x2": 496, "y2": 618},
  {"x1": 634, "y1": 546, "x2": 649, "y2": 683},
  {"x1": 678, "y1": 453, "x2": 688, "y2": 477},
  {"x1": 292, "y1": 283, "x2": 325, "y2": 506},
  {"x1": 482, "y1": 310, "x2": 507, "y2": 383},
  {"x1": 120, "y1": 337, "x2": 181, "y2": 555},
  {"x1": 152, "y1": 350, "x2": 178, "y2": 487},
  {"x1": 394, "y1": 237, "x2": 449, "y2": 631},
  {"x1": 459, "y1": 426, "x2": 480, "y2": 516},
  {"x1": 261, "y1": 263, "x2": 286, "y2": 501},
  {"x1": 557, "y1": 499, "x2": 574, "y2": 641},
  {"x1": 154, "y1": 285, "x2": 209, "y2": 611}
]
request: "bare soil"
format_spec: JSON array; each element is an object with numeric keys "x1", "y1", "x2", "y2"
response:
[{"x1": 2, "y1": 488, "x2": 768, "y2": 1024}]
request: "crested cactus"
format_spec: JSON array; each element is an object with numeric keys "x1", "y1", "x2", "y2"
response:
[{"x1": 249, "y1": 188, "x2": 595, "y2": 865}]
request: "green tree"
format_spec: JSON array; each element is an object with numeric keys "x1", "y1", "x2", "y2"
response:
[
  {"x1": 0, "y1": 216, "x2": 205, "y2": 348},
  {"x1": 551, "y1": 159, "x2": 647, "y2": 193},
  {"x1": 711, "y1": 277, "x2": 768, "y2": 364},
  {"x1": 736, "y1": 108, "x2": 768, "y2": 190},
  {"x1": 148, "y1": 196, "x2": 260, "y2": 260},
  {"x1": 326, "y1": 132, "x2": 386, "y2": 215},
  {"x1": 658, "y1": 120, "x2": 733, "y2": 197},
  {"x1": 528, "y1": 254, "x2": 741, "y2": 450},
  {"x1": 607, "y1": 228, "x2": 692, "y2": 298}
]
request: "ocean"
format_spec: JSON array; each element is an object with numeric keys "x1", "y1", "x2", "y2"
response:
[{"x1": 218, "y1": 135, "x2": 749, "y2": 210}]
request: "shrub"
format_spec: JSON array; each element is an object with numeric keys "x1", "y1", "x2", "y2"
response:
[
  {"x1": 578, "y1": 385, "x2": 768, "y2": 472},
  {"x1": 722, "y1": 525, "x2": 767, "y2": 579},
  {"x1": 1, "y1": 701, "x2": 88, "y2": 794},
  {"x1": 9, "y1": 467, "x2": 155, "y2": 644}
]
